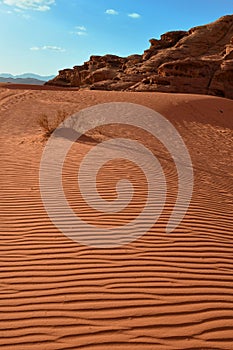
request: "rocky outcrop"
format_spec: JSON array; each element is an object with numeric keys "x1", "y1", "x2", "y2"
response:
[{"x1": 46, "y1": 15, "x2": 233, "y2": 99}]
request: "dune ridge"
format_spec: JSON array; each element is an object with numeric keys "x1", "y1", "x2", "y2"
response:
[{"x1": 0, "y1": 86, "x2": 233, "y2": 349}]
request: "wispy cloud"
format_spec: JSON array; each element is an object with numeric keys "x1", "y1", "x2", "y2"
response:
[
  {"x1": 76, "y1": 31, "x2": 87, "y2": 36},
  {"x1": 105, "y1": 9, "x2": 118, "y2": 15},
  {"x1": 128, "y1": 13, "x2": 141, "y2": 19},
  {"x1": 76, "y1": 25, "x2": 86, "y2": 32},
  {"x1": 13, "y1": 7, "x2": 31, "y2": 18},
  {"x1": 0, "y1": 6, "x2": 31, "y2": 18},
  {"x1": 2, "y1": 0, "x2": 55, "y2": 11},
  {"x1": 30, "y1": 45, "x2": 65, "y2": 52},
  {"x1": 73, "y1": 25, "x2": 87, "y2": 36},
  {"x1": 0, "y1": 8, "x2": 13, "y2": 14}
]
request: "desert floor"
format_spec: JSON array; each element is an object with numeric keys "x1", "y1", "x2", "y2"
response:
[{"x1": 0, "y1": 85, "x2": 233, "y2": 350}]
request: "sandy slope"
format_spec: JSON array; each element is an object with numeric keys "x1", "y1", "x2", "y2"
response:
[{"x1": 0, "y1": 85, "x2": 233, "y2": 350}]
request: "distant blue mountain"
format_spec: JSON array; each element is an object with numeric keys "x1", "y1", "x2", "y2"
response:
[{"x1": 0, "y1": 73, "x2": 55, "y2": 81}]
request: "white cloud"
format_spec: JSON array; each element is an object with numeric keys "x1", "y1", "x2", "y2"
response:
[
  {"x1": 0, "y1": 6, "x2": 30, "y2": 18},
  {"x1": 105, "y1": 9, "x2": 118, "y2": 15},
  {"x1": 30, "y1": 45, "x2": 65, "y2": 52},
  {"x1": 0, "y1": 8, "x2": 13, "y2": 14},
  {"x1": 2, "y1": 0, "x2": 55, "y2": 11},
  {"x1": 75, "y1": 31, "x2": 87, "y2": 36},
  {"x1": 71, "y1": 25, "x2": 87, "y2": 36},
  {"x1": 128, "y1": 13, "x2": 141, "y2": 19},
  {"x1": 75, "y1": 25, "x2": 86, "y2": 31}
]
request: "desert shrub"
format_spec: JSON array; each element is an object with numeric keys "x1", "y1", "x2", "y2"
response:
[{"x1": 38, "y1": 110, "x2": 68, "y2": 137}]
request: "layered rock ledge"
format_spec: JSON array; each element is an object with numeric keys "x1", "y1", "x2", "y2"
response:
[{"x1": 46, "y1": 15, "x2": 233, "y2": 99}]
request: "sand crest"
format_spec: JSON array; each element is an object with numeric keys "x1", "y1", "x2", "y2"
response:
[{"x1": 0, "y1": 85, "x2": 233, "y2": 349}]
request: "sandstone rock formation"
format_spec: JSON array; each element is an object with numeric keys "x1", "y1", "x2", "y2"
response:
[{"x1": 46, "y1": 15, "x2": 233, "y2": 99}]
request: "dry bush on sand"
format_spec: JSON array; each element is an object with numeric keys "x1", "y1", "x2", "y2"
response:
[{"x1": 38, "y1": 110, "x2": 68, "y2": 137}]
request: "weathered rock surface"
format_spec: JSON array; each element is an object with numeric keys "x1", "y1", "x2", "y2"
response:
[{"x1": 46, "y1": 15, "x2": 233, "y2": 99}]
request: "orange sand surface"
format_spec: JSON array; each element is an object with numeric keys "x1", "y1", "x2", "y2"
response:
[{"x1": 0, "y1": 85, "x2": 233, "y2": 350}]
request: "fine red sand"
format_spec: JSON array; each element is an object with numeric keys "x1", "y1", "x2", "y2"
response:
[{"x1": 0, "y1": 85, "x2": 233, "y2": 350}]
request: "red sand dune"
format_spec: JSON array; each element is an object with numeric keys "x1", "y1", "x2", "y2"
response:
[
  {"x1": 0, "y1": 82, "x2": 80, "y2": 91},
  {"x1": 0, "y1": 85, "x2": 233, "y2": 349}
]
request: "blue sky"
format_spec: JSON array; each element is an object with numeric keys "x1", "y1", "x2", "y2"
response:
[{"x1": 0, "y1": 0, "x2": 232, "y2": 75}]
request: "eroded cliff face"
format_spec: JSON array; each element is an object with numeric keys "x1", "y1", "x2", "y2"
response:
[{"x1": 46, "y1": 15, "x2": 233, "y2": 99}]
